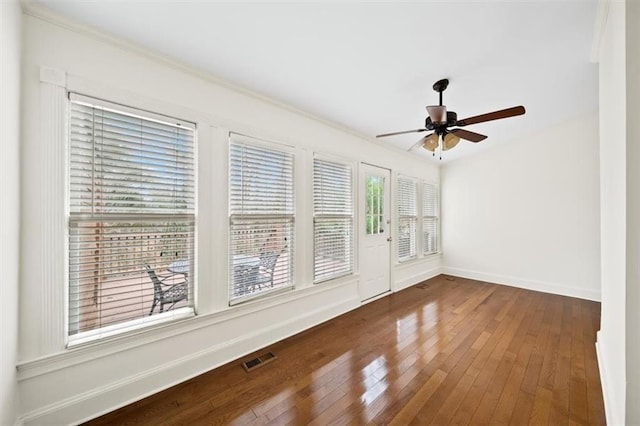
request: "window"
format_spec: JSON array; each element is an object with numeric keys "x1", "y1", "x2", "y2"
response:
[
  {"x1": 397, "y1": 176, "x2": 418, "y2": 262},
  {"x1": 366, "y1": 175, "x2": 385, "y2": 235},
  {"x1": 229, "y1": 134, "x2": 294, "y2": 304},
  {"x1": 423, "y1": 182, "x2": 439, "y2": 255},
  {"x1": 313, "y1": 157, "x2": 353, "y2": 283},
  {"x1": 68, "y1": 94, "x2": 196, "y2": 343}
]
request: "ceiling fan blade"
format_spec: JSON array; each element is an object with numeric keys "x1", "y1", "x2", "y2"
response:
[
  {"x1": 450, "y1": 128, "x2": 488, "y2": 143},
  {"x1": 376, "y1": 129, "x2": 427, "y2": 138},
  {"x1": 456, "y1": 106, "x2": 525, "y2": 127}
]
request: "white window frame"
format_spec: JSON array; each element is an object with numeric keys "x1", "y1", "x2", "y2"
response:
[
  {"x1": 66, "y1": 93, "x2": 197, "y2": 346},
  {"x1": 228, "y1": 133, "x2": 295, "y2": 305},
  {"x1": 312, "y1": 155, "x2": 354, "y2": 284},
  {"x1": 422, "y1": 181, "x2": 440, "y2": 255},
  {"x1": 397, "y1": 175, "x2": 418, "y2": 262}
]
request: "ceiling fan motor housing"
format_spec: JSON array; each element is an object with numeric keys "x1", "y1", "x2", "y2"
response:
[
  {"x1": 447, "y1": 111, "x2": 457, "y2": 126},
  {"x1": 425, "y1": 111, "x2": 458, "y2": 132}
]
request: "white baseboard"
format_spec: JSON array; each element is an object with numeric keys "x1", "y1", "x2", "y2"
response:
[
  {"x1": 17, "y1": 296, "x2": 360, "y2": 426},
  {"x1": 394, "y1": 266, "x2": 442, "y2": 292},
  {"x1": 442, "y1": 266, "x2": 601, "y2": 301}
]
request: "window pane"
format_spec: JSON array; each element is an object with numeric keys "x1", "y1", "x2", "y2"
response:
[
  {"x1": 69, "y1": 100, "x2": 195, "y2": 215},
  {"x1": 230, "y1": 142, "x2": 294, "y2": 215},
  {"x1": 229, "y1": 218, "x2": 293, "y2": 302},
  {"x1": 313, "y1": 160, "x2": 352, "y2": 215},
  {"x1": 314, "y1": 218, "x2": 353, "y2": 282},
  {"x1": 366, "y1": 175, "x2": 384, "y2": 235},
  {"x1": 423, "y1": 217, "x2": 438, "y2": 254},
  {"x1": 398, "y1": 217, "x2": 417, "y2": 261},
  {"x1": 423, "y1": 183, "x2": 438, "y2": 217},
  {"x1": 68, "y1": 219, "x2": 194, "y2": 336}
]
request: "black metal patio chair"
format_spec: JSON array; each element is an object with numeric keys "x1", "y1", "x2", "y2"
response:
[{"x1": 145, "y1": 264, "x2": 188, "y2": 315}]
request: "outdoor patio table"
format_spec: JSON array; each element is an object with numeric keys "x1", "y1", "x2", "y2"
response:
[{"x1": 168, "y1": 260, "x2": 190, "y2": 275}]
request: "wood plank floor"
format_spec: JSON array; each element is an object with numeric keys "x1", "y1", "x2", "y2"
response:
[{"x1": 85, "y1": 275, "x2": 605, "y2": 425}]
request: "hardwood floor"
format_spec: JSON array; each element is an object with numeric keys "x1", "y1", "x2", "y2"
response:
[{"x1": 86, "y1": 275, "x2": 605, "y2": 425}]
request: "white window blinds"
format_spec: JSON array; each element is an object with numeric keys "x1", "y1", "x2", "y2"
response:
[
  {"x1": 313, "y1": 158, "x2": 353, "y2": 283},
  {"x1": 423, "y1": 182, "x2": 439, "y2": 255},
  {"x1": 68, "y1": 94, "x2": 196, "y2": 343},
  {"x1": 397, "y1": 176, "x2": 418, "y2": 262},
  {"x1": 229, "y1": 135, "x2": 294, "y2": 304}
]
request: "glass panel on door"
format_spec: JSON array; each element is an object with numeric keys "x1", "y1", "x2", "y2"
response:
[{"x1": 366, "y1": 175, "x2": 385, "y2": 235}]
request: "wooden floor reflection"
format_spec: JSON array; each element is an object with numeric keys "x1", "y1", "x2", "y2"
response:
[{"x1": 85, "y1": 275, "x2": 605, "y2": 425}]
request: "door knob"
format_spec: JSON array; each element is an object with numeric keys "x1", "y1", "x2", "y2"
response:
[{"x1": 387, "y1": 237, "x2": 392, "y2": 242}]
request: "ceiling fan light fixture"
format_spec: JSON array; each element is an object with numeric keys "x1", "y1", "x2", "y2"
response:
[
  {"x1": 443, "y1": 133, "x2": 460, "y2": 151},
  {"x1": 426, "y1": 105, "x2": 447, "y2": 124},
  {"x1": 422, "y1": 133, "x2": 439, "y2": 152}
]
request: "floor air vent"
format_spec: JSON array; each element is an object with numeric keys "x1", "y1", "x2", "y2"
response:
[{"x1": 242, "y1": 351, "x2": 277, "y2": 373}]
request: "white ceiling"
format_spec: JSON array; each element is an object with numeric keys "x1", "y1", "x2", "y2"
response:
[{"x1": 32, "y1": 0, "x2": 599, "y2": 163}]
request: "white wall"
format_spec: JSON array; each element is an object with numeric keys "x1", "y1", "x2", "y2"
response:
[
  {"x1": 1, "y1": 0, "x2": 22, "y2": 424},
  {"x1": 596, "y1": 1, "x2": 627, "y2": 424},
  {"x1": 16, "y1": 11, "x2": 440, "y2": 424},
  {"x1": 441, "y1": 112, "x2": 601, "y2": 301},
  {"x1": 626, "y1": 0, "x2": 639, "y2": 423}
]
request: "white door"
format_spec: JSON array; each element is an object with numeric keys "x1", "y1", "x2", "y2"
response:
[{"x1": 359, "y1": 164, "x2": 391, "y2": 301}]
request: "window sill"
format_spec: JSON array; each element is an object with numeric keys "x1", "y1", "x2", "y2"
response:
[
  {"x1": 16, "y1": 274, "x2": 359, "y2": 381},
  {"x1": 395, "y1": 252, "x2": 442, "y2": 268},
  {"x1": 67, "y1": 307, "x2": 195, "y2": 349},
  {"x1": 313, "y1": 272, "x2": 355, "y2": 286}
]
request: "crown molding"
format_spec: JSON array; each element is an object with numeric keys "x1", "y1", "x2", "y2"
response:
[
  {"x1": 590, "y1": 0, "x2": 611, "y2": 63},
  {"x1": 19, "y1": 0, "x2": 431, "y2": 165}
]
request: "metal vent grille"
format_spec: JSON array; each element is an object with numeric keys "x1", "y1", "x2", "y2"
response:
[{"x1": 241, "y1": 352, "x2": 277, "y2": 372}]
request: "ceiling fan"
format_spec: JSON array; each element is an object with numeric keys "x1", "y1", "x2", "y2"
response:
[{"x1": 376, "y1": 79, "x2": 525, "y2": 157}]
